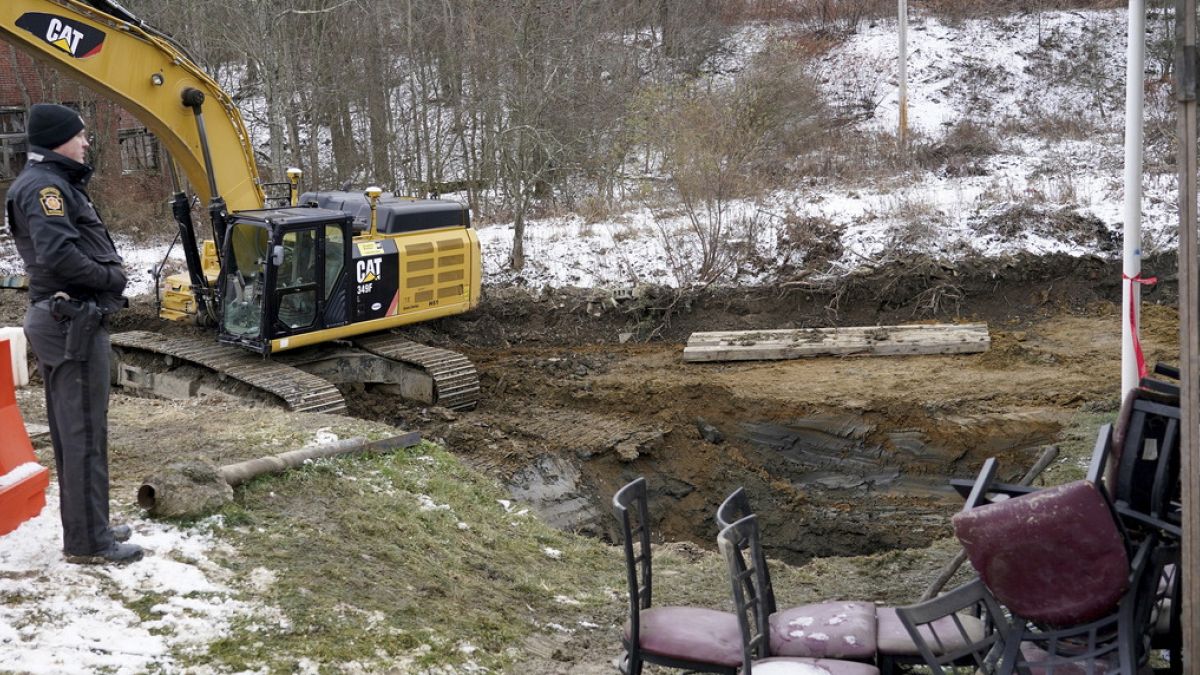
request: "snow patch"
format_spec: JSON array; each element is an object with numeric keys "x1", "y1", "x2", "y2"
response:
[
  {"x1": 0, "y1": 485, "x2": 275, "y2": 674},
  {"x1": 0, "y1": 461, "x2": 43, "y2": 488},
  {"x1": 417, "y1": 494, "x2": 451, "y2": 511}
]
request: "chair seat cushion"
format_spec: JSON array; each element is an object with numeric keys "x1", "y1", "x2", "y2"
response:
[
  {"x1": 875, "y1": 606, "x2": 986, "y2": 656},
  {"x1": 769, "y1": 601, "x2": 877, "y2": 659},
  {"x1": 625, "y1": 606, "x2": 742, "y2": 667},
  {"x1": 952, "y1": 480, "x2": 1129, "y2": 626},
  {"x1": 1019, "y1": 641, "x2": 1117, "y2": 674},
  {"x1": 743, "y1": 656, "x2": 881, "y2": 675}
]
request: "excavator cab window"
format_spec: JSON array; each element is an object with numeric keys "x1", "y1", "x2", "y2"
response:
[
  {"x1": 219, "y1": 221, "x2": 270, "y2": 344},
  {"x1": 273, "y1": 228, "x2": 320, "y2": 332},
  {"x1": 267, "y1": 216, "x2": 353, "y2": 339},
  {"x1": 218, "y1": 209, "x2": 352, "y2": 351}
]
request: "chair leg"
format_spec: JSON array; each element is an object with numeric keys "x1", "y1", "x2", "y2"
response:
[{"x1": 617, "y1": 650, "x2": 643, "y2": 675}]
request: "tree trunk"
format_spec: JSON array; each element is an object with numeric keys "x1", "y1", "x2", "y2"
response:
[
  {"x1": 365, "y1": 39, "x2": 393, "y2": 187},
  {"x1": 511, "y1": 209, "x2": 526, "y2": 271},
  {"x1": 330, "y1": 106, "x2": 355, "y2": 185}
]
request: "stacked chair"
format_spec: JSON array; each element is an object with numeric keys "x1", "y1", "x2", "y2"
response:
[
  {"x1": 716, "y1": 513, "x2": 879, "y2": 675},
  {"x1": 613, "y1": 362, "x2": 1183, "y2": 674},
  {"x1": 898, "y1": 457, "x2": 1164, "y2": 673},
  {"x1": 715, "y1": 488, "x2": 983, "y2": 674},
  {"x1": 895, "y1": 367, "x2": 1183, "y2": 675},
  {"x1": 614, "y1": 478, "x2": 881, "y2": 675},
  {"x1": 612, "y1": 477, "x2": 742, "y2": 675}
]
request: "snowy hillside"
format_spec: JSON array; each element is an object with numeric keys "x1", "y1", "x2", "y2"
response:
[
  {"x1": 475, "y1": 8, "x2": 1178, "y2": 289},
  {"x1": 0, "y1": 9, "x2": 1178, "y2": 295}
]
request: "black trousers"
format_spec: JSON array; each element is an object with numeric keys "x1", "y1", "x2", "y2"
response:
[{"x1": 24, "y1": 304, "x2": 115, "y2": 556}]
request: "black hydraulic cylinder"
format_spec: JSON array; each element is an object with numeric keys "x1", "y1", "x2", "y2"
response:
[
  {"x1": 181, "y1": 87, "x2": 229, "y2": 252},
  {"x1": 171, "y1": 191, "x2": 210, "y2": 319}
]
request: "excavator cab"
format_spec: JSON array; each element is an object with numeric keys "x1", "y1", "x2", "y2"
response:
[{"x1": 217, "y1": 207, "x2": 354, "y2": 353}]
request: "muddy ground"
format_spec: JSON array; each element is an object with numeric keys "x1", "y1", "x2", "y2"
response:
[
  {"x1": 0, "y1": 251, "x2": 1182, "y2": 671},
  {"x1": 333, "y1": 251, "x2": 1174, "y2": 562}
]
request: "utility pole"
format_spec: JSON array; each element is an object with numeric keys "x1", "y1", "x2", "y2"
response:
[
  {"x1": 1175, "y1": 0, "x2": 1200, "y2": 668},
  {"x1": 898, "y1": 0, "x2": 908, "y2": 149}
]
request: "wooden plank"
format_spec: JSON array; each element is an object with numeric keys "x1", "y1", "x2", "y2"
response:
[{"x1": 682, "y1": 323, "x2": 990, "y2": 363}]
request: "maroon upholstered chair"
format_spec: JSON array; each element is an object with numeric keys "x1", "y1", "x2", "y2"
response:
[
  {"x1": 718, "y1": 487, "x2": 967, "y2": 674},
  {"x1": 893, "y1": 577, "x2": 1009, "y2": 674},
  {"x1": 953, "y1": 480, "x2": 1130, "y2": 627},
  {"x1": 717, "y1": 515, "x2": 880, "y2": 675},
  {"x1": 899, "y1": 461, "x2": 1159, "y2": 675},
  {"x1": 716, "y1": 488, "x2": 876, "y2": 663},
  {"x1": 613, "y1": 477, "x2": 741, "y2": 675},
  {"x1": 874, "y1": 606, "x2": 988, "y2": 669}
]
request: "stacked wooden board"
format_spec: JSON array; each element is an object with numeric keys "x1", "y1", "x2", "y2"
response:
[{"x1": 682, "y1": 323, "x2": 990, "y2": 362}]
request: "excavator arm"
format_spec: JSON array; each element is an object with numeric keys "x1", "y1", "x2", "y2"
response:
[{"x1": 0, "y1": 0, "x2": 265, "y2": 212}]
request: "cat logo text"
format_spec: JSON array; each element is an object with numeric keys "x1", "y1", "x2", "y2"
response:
[
  {"x1": 16, "y1": 13, "x2": 106, "y2": 59},
  {"x1": 356, "y1": 257, "x2": 382, "y2": 293}
]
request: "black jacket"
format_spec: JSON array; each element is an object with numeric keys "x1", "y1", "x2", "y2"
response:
[{"x1": 5, "y1": 147, "x2": 126, "y2": 307}]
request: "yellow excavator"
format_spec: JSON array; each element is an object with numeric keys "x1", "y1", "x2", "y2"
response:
[{"x1": 1, "y1": 0, "x2": 483, "y2": 412}]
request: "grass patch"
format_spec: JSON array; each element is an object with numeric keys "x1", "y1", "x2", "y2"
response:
[
  {"x1": 1037, "y1": 407, "x2": 1118, "y2": 487},
  {"x1": 188, "y1": 441, "x2": 621, "y2": 672}
]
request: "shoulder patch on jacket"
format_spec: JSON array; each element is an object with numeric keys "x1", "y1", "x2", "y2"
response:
[{"x1": 38, "y1": 187, "x2": 65, "y2": 217}]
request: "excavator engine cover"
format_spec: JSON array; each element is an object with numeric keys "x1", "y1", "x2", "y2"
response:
[{"x1": 300, "y1": 191, "x2": 470, "y2": 234}]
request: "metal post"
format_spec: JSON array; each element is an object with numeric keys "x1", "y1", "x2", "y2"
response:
[
  {"x1": 1122, "y1": 0, "x2": 1147, "y2": 396},
  {"x1": 898, "y1": 0, "x2": 908, "y2": 148},
  {"x1": 1175, "y1": 0, "x2": 1200, "y2": 669}
]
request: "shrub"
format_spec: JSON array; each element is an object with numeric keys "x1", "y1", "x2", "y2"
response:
[
  {"x1": 777, "y1": 212, "x2": 846, "y2": 268},
  {"x1": 912, "y1": 119, "x2": 1002, "y2": 176},
  {"x1": 89, "y1": 172, "x2": 171, "y2": 240}
]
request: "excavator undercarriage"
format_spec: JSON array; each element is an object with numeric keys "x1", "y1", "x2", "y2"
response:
[{"x1": 111, "y1": 330, "x2": 480, "y2": 413}]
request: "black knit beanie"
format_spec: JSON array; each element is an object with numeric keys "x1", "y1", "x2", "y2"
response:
[{"x1": 27, "y1": 103, "x2": 85, "y2": 150}]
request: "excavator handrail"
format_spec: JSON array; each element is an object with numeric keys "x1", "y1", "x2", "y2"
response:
[{"x1": 0, "y1": 0, "x2": 265, "y2": 211}]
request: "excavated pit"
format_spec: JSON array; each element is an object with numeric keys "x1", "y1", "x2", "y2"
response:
[
  {"x1": 8, "y1": 258, "x2": 1145, "y2": 567},
  {"x1": 347, "y1": 369, "x2": 1064, "y2": 565}
]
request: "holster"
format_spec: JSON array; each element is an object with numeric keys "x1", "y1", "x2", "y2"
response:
[{"x1": 51, "y1": 296, "x2": 103, "y2": 361}]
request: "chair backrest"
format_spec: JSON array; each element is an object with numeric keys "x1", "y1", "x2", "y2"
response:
[
  {"x1": 1113, "y1": 396, "x2": 1180, "y2": 535},
  {"x1": 716, "y1": 487, "x2": 752, "y2": 530},
  {"x1": 952, "y1": 479, "x2": 1129, "y2": 626},
  {"x1": 613, "y1": 476, "x2": 654, "y2": 658},
  {"x1": 1087, "y1": 423, "x2": 1113, "y2": 486},
  {"x1": 717, "y1": 514, "x2": 773, "y2": 671},
  {"x1": 716, "y1": 488, "x2": 778, "y2": 616},
  {"x1": 894, "y1": 578, "x2": 1009, "y2": 675}
]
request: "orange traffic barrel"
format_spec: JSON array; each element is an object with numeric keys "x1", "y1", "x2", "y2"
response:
[{"x1": 0, "y1": 337, "x2": 48, "y2": 536}]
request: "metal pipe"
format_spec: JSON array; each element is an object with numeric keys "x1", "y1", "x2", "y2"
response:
[{"x1": 1122, "y1": 0, "x2": 1147, "y2": 395}]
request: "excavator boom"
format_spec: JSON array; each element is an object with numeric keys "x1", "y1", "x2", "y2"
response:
[{"x1": 0, "y1": 0, "x2": 264, "y2": 211}]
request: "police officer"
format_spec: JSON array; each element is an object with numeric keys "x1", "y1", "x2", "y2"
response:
[{"x1": 5, "y1": 103, "x2": 142, "y2": 564}]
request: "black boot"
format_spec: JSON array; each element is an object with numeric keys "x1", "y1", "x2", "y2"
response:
[{"x1": 65, "y1": 542, "x2": 144, "y2": 565}]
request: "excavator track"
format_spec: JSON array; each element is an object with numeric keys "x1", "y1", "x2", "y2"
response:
[
  {"x1": 353, "y1": 333, "x2": 480, "y2": 411},
  {"x1": 111, "y1": 331, "x2": 348, "y2": 415}
]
